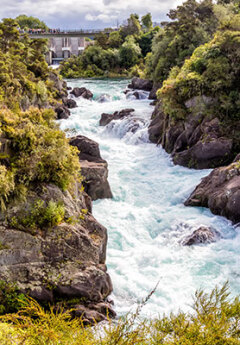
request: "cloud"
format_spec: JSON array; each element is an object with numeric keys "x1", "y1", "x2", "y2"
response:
[{"x1": 0, "y1": 0, "x2": 185, "y2": 29}]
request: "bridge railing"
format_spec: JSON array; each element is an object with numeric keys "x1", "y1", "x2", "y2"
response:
[{"x1": 19, "y1": 28, "x2": 118, "y2": 35}]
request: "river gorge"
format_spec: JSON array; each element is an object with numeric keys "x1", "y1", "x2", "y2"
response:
[{"x1": 59, "y1": 78, "x2": 240, "y2": 318}]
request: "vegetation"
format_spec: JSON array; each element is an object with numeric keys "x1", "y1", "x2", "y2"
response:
[
  {"x1": 11, "y1": 200, "x2": 65, "y2": 232},
  {"x1": 0, "y1": 284, "x2": 239, "y2": 344},
  {"x1": 15, "y1": 15, "x2": 48, "y2": 31},
  {"x1": 159, "y1": 15, "x2": 240, "y2": 121},
  {"x1": 0, "y1": 18, "x2": 81, "y2": 219},
  {"x1": 60, "y1": 13, "x2": 159, "y2": 78}
]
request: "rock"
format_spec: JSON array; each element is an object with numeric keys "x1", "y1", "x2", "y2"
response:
[
  {"x1": 69, "y1": 136, "x2": 113, "y2": 200},
  {"x1": 99, "y1": 108, "x2": 135, "y2": 126},
  {"x1": 70, "y1": 87, "x2": 93, "y2": 100},
  {"x1": 173, "y1": 137, "x2": 233, "y2": 169},
  {"x1": 148, "y1": 99, "x2": 235, "y2": 169},
  {"x1": 54, "y1": 104, "x2": 70, "y2": 119},
  {"x1": 149, "y1": 83, "x2": 161, "y2": 100},
  {"x1": 185, "y1": 161, "x2": 240, "y2": 223},
  {"x1": 67, "y1": 86, "x2": 72, "y2": 90},
  {"x1": 98, "y1": 94, "x2": 111, "y2": 103},
  {"x1": 0, "y1": 182, "x2": 113, "y2": 322},
  {"x1": 182, "y1": 226, "x2": 220, "y2": 246},
  {"x1": 62, "y1": 97, "x2": 77, "y2": 109},
  {"x1": 100, "y1": 113, "x2": 113, "y2": 126},
  {"x1": 131, "y1": 91, "x2": 149, "y2": 100},
  {"x1": 80, "y1": 161, "x2": 113, "y2": 201},
  {"x1": 128, "y1": 77, "x2": 153, "y2": 91},
  {"x1": 69, "y1": 135, "x2": 105, "y2": 164}
]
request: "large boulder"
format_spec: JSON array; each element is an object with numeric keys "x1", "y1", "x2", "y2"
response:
[
  {"x1": 70, "y1": 87, "x2": 93, "y2": 100},
  {"x1": 128, "y1": 77, "x2": 153, "y2": 91},
  {"x1": 185, "y1": 161, "x2": 240, "y2": 223},
  {"x1": 0, "y1": 183, "x2": 113, "y2": 324},
  {"x1": 54, "y1": 104, "x2": 71, "y2": 119},
  {"x1": 99, "y1": 108, "x2": 135, "y2": 126},
  {"x1": 80, "y1": 161, "x2": 113, "y2": 201},
  {"x1": 182, "y1": 226, "x2": 220, "y2": 246},
  {"x1": 62, "y1": 97, "x2": 77, "y2": 109},
  {"x1": 69, "y1": 135, "x2": 113, "y2": 200},
  {"x1": 69, "y1": 135, "x2": 105, "y2": 163}
]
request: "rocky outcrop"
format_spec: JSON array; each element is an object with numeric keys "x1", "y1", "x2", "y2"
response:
[
  {"x1": 54, "y1": 104, "x2": 71, "y2": 119},
  {"x1": 182, "y1": 226, "x2": 220, "y2": 246},
  {"x1": 49, "y1": 71, "x2": 68, "y2": 99},
  {"x1": 70, "y1": 87, "x2": 93, "y2": 100},
  {"x1": 63, "y1": 97, "x2": 77, "y2": 109},
  {"x1": 69, "y1": 135, "x2": 113, "y2": 201},
  {"x1": 99, "y1": 108, "x2": 135, "y2": 126},
  {"x1": 128, "y1": 77, "x2": 153, "y2": 91},
  {"x1": 148, "y1": 97, "x2": 235, "y2": 169},
  {"x1": 0, "y1": 182, "x2": 113, "y2": 324},
  {"x1": 148, "y1": 83, "x2": 161, "y2": 100},
  {"x1": 185, "y1": 161, "x2": 240, "y2": 224}
]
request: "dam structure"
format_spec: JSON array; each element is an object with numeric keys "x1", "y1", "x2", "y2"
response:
[{"x1": 27, "y1": 29, "x2": 116, "y2": 65}]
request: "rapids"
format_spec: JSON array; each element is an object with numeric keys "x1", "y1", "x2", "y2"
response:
[{"x1": 60, "y1": 78, "x2": 240, "y2": 318}]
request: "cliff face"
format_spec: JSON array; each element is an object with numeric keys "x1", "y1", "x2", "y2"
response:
[
  {"x1": 148, "y1": 98, "x2": 236, "y2": 170},
  {"x1": 0, "y1": 181, "x2": 114, "y2": 323}
]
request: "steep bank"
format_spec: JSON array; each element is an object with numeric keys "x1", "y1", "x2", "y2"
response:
[{"x1": 0, "y1": 19, "x2": 113, "y2": 323}]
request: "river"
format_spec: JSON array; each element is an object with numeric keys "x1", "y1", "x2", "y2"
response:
[{"x1": 60, "y1": 78, "x2": 240, "y2": 318}]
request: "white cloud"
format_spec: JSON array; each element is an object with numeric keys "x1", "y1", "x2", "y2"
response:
[{"x1": 0, "y1": 0, "x2": 185, "y2": 28}]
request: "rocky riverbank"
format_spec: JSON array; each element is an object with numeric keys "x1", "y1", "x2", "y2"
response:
[{"x1": 128, "y1": 77, "x2": 240, "y2": 226}]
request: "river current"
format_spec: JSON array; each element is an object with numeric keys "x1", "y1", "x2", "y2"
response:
[{"x1": 60, "y1": 78, "x2": 240, "y2": 318}]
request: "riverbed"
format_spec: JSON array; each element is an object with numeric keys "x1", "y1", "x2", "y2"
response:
[{"x1": 60, "y1": 78, "x2": 240, "y2": 318}]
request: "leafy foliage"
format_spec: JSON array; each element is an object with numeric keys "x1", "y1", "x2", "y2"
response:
[
  {"x1": 159, "y1": 15, "x2": 240, "y2": 120},
  {"x1": 11, "y1": 200, "x2": 65, "y2": 231},
  {"x1": 15, "y1": 14, "x2": 48, "y2": 31},
  {"x1": 0, "y1": 284, "x2": 239, "y2": 344}
]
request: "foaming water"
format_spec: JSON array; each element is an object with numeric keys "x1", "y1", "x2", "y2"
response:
[{"x1": 60, "y1": 78, "x2": 240, "y2": 318}]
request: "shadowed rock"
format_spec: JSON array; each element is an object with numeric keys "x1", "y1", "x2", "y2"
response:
[
  {"x1": 63, "y1": 97, "x2": 77, "y2": 109},
  {"x1": 69, "y1": 135, "x2": 113, "y2": 200},
  {"x1": 99, "y1": 108, "x2": 135, "y2": 126},
  {"x1": 128, "y1": 77, "x2": 153, "y2": 91},
  {"x1": 70, "y1": 87, "x2": 93, "y2": 99},
  {"x1": 185, "y1": 161, "x2": 240, "y2": 223},
  {"x1": 54, "y1": 104, "x2": 70, "y2": 119}
]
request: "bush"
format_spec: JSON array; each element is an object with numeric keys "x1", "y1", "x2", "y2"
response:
[
  {"x1": 0, "y1": 284, "x2": 239, "y2": 344},
  {"x1": 0, "y1": 108, "x2": 81, "y2": 209},
  {"x1": 11, "y1": 200, "x2": 65, "y2": 231}
]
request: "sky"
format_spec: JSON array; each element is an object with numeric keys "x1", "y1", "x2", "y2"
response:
[{"x1": 0, "y1": 0, "x2": 185, "y2": 29}]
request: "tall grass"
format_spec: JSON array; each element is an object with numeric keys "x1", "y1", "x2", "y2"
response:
[{"x1": 0, "y1": 283, "x2": 239, "y2": 345}]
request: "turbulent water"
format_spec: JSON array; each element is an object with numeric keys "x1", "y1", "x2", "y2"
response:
[{"x1": 60, "y1": 78, "x2": 240, "y2": 318}]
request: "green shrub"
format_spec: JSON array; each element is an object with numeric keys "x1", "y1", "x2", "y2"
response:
[
  {"x1": 11, "y1": 200, "x2": 65, "y2": 231},
  {"x1": 0, "y1": 281, "x2": 27, "y2": 315}
]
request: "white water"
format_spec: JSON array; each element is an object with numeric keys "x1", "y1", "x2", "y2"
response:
[{"x1": 60, "y1": 78, "x2": 240, "y2": 318}]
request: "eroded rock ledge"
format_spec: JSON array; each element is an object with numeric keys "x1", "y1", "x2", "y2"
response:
[
  {"x1": 70, "y1": 135, "x2": 113, "y2": 201},
  {"x1": 148, "y1": 97, "x2": 236, "y2": 169},
  {"x1": 0, "y1": 182, "x2": 114, "y2": 323},
  {"x1": 185, "y1": 161, "x2": 240, "y2": 224}
]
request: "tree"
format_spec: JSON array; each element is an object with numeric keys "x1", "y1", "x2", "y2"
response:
[
  {"x1": 141, "y1": 13, "x2": 153, "y2": 32},
  {"x1": 15, "y1": 15, "x2": 48, "y2": 30},
  {"x1": 108, "y1": 31, "x2": 123, "y2": 48},
  {"x1": 120, "y1": 14, "x2": 142, "y2": 39},
  {"x1": 119, "y1": 36, "x2": 141, "y2": 68},
  {"x1": 0, "y1": 18, "x2": 20, "y2": 53},
  {"x1": 95, "y1": 32, "x2": 109, "y2": 49},
  {"x1": 139, "y1": 26, "x2": 160, "y2": 57}
]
